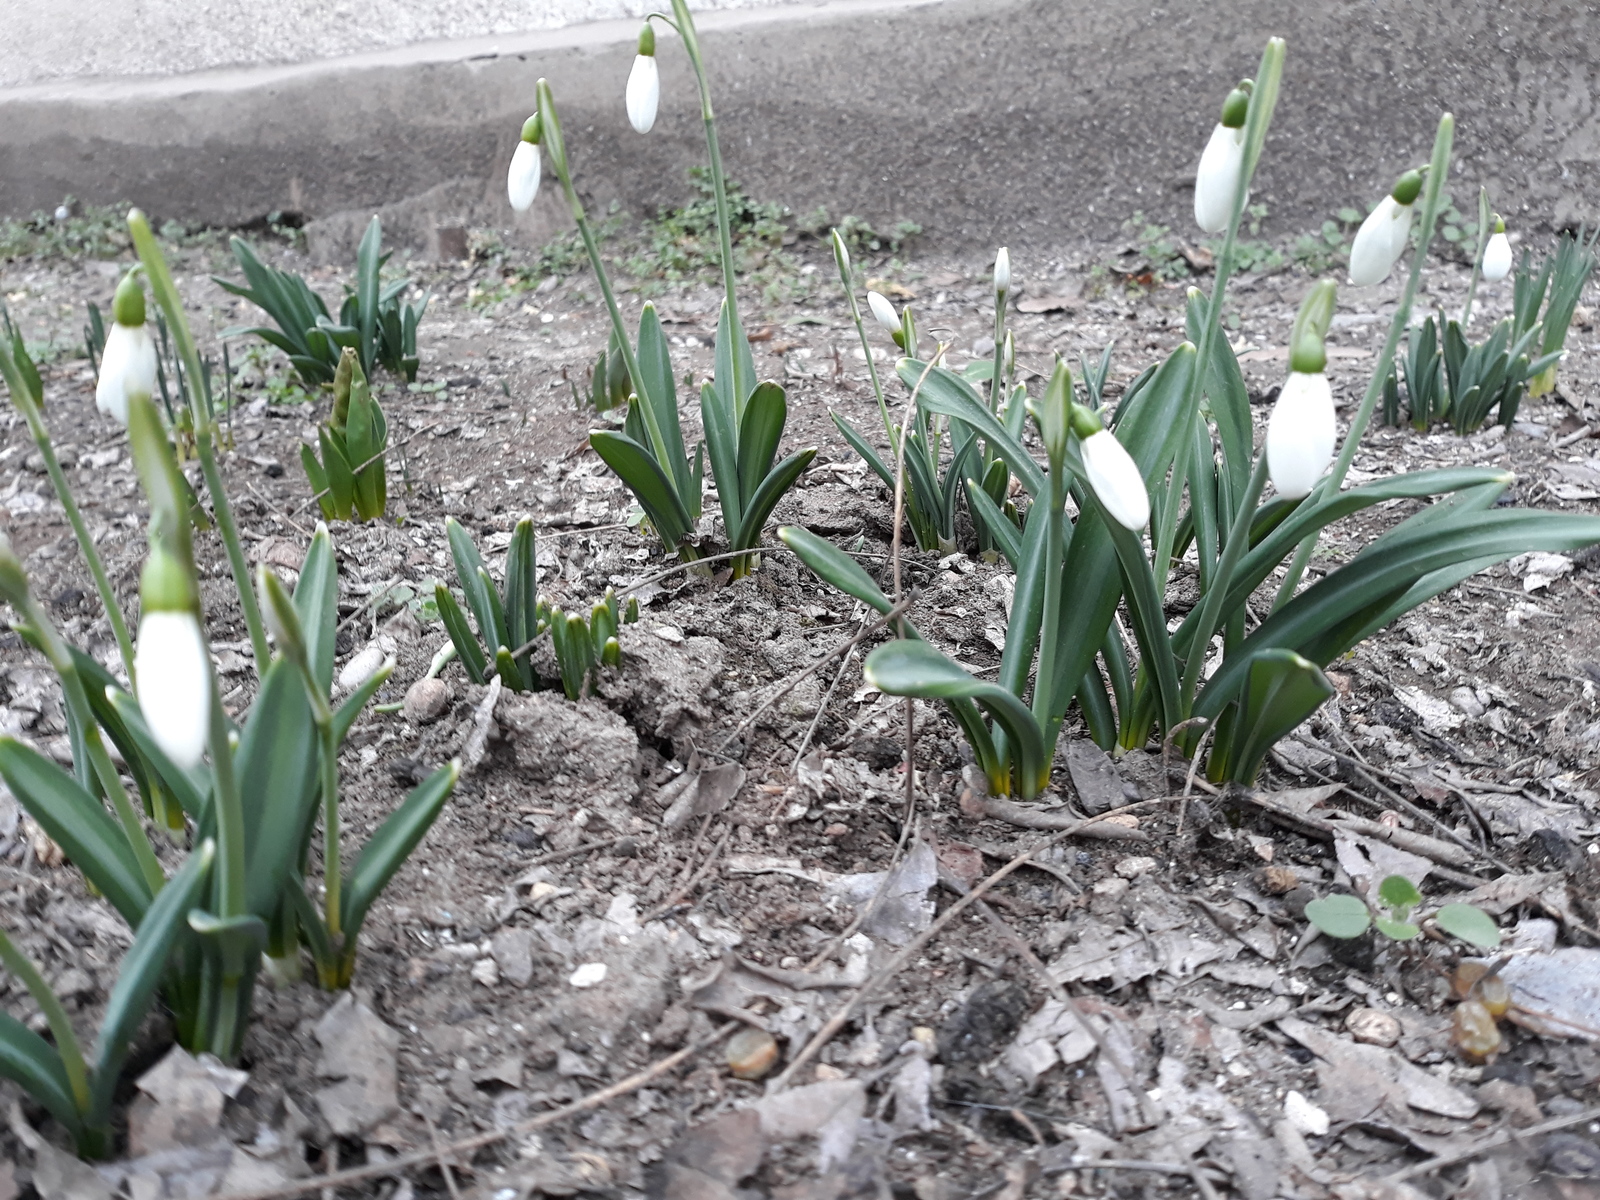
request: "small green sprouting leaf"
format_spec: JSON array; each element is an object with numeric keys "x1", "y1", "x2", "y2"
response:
[
  {"x1": 1436, "y1": 903, "x2": 1502, "y2": 949},
  {"x1": 434, "y1": 585, "x2": 487, "y2": 684},
  {"x1": 1374, "y1": 916, "x2": 1421, "y2": 941},
  {"x1": 1378, "y1": 874, "x2": 1422, "y2": 914},
  {"x1": 777, "y1": 526, "x2": 893, "y2": 615},
  {"x1": 1304, "y1": 894, "x2": 1370, "y2": 940}
]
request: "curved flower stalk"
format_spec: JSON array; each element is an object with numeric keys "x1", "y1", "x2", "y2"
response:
[
  {"x1": 507, "y1": 114, "x2": 543, "y2": 212},
  {"x1": 1348, "y1": 169, "x2": 1423, "y2": 287},
  {"x1": 128, "y1": 210, "x2": 271, "y2": 676},
  {"x1": 626, "y1": 25, "x2": 661, "y2": 133},
  {"x1": 1193, "y1": 82, "x2": 1251, "y2": 233},
  {"x1": 94, "y1": 270, "x2": 157, "y2": 426}
]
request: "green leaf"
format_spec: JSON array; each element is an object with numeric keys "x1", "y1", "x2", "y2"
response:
[
  {"x1": 341, "y1": 762, "x2": 458, "y2": 947},
  {"x1": 864, "y1": 640, "x2": 1048, "y2": 801},
  {"x1": 777, "y1": 527, "x2": 893, "y2": 615},
  {"x1": 1098, "y1": 505, "x2": 1182, "y2": 738},
  {"x1": 701, "y1": 380, "x2": 742, "y2": 532},
  {"x1": 636, "y1": 303, "x2": 695, "y2": 505},
  {"x1": 590, "y1": 430, "x2": 696, "y2": 549},
  {"x1": 105, "y1": 690, "x2": 208, "y2": 820},
  {"x1": 345, "y1": 367, "x2": 385, "y2": 520},
  {"x1": 0, "y1": 739, "x2": 151, "y2": 926},
  {"x1": 294, "y1": 525, "x2": 339, "y2": 694},
  {"x1": 902, "y1": 361, "x2": 1045, "y2": 497},
  {"x1": 1378, "y1": 874, "x2": 1422, "y2": 912},
  {"x1": 1304, "y1": 894, "x2": 1370, "y2": 939},
  {"x1": 1374, "y1": 916, "x2": 1421, "y2": 941},
  {"x1": 0, "y1": 1012, "x2": 81, "y2": 1139},
  {"x1": 434, "y1": 585, "x2": 487, "y2": 684},
  {"x1": 736, "y1": 383, "x2": 789, "y2": 519},
  {"x1": 89, "y1": 839, "x2": 214, "y2": 1124},
  {"x1": 355, "y1": 216, "x2": 382, "y2": 374},
  {"x1": 965, "y1": 478, "x2": 1023, "y2": 568},
  {"x1": 1215, "y1": 649, "x2": 1335, "y2": 784},
  {"x1": 1436, "y1": 903, "x2": 1501, "y2": 948},
  {"x1": 332, "y1": 658, "x2": 394, "y2": 744},
  {"x1": 829, "y1": 412, "x2": 896, "y2": 493},
  {"x1": 445, "y1": 518, "x2": 498, "y2": 653},
  {"x1": 317, "y1": 427, "x2": 355, "y2": 520},
  {"x1": 301, "y1": 446, "x2": 335, "y2": 520},
  {"x1": 234, "y1": 660, "x2": 319, "y2": 919},
  {"x1": 733, "y1": 448, "x2": 816, "y2": 554},
  {"x1": 503, "y1": 518, "x2": 539, "y2": 658}
]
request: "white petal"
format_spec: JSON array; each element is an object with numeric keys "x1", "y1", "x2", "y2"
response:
[
  {"x1": 993, "y1": 247, "x2": 1011, "y2": 296},
  {"x1": 135, "y1": 611, "x2": 211, "y2": 770},
  {"x1": 1081, "y1": 429, "x2": 1149, "y2": 531},
  {"x1": 626, "y1": 54, "x2": 660, "y2": 134},
  {"x1": 1266, "y1": 371, "x2": 1337, "y2": 500},
  {"x1": 867, "y1": 291, "x2": 899, "y2": 334},
  {"x1": 1348, "y1": 196, "x2": 1411, "y2": 286},
  {"x1": 1482, "y1": 232, "x2": 1512, "y2": 282},
  {"x1": 1193, "y1": 124, "x2": 1246, "y2": 234},
  {"x1": 95, "y1": 323, "x2": 156, "y2": 427},
  {"x1": 507, "y1": 141, "x2": 542, "y2": 213}
]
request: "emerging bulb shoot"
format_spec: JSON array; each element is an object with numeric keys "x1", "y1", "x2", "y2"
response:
[
  {"x1": 134, "y1": 549, "x2": 209, "y2": 770},
  {"x1": 626, "y1": 26, "x2": 661, "y2": 135},
  {"x1": 507, "y1": 114, "x2": 543, "y2": 213},
  {"x1": 95, "y1": 269, "x2": 157, "y2": 427},
  {"x1": 1482, "y1": 216, "x2": 1511, "y2": 282}
]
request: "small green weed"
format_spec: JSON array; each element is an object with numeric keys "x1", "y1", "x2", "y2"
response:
[{"x1": 0, "y1": 198, "x2": 131, "y2": 262}]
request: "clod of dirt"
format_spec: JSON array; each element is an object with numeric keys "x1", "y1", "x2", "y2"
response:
[
  {"x1": 498, "y1": 692, "x2": 641, "y2": 821},
  {"x1": 599, "y1": 626, "x2": 724, "y2": 759},
  {"x1": 938, "y1": 978, "x2": 1032, "y2": 1065},
  {"x1": 490, "y1": 926, "x2": 535, "y2": 986},
  {"x1": 312, "y1": 993, "x2": 401, "y2": 1136},
  {"x1": 402, "y1": 676, "x2": 450, "y2": 723}
]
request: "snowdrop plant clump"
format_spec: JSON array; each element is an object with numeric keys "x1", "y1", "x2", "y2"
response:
[{"x1": 785, "y1": 38, "x2": 1600, "y2": 795}]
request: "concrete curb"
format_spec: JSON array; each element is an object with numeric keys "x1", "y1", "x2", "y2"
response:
[{"x1": 4, "y1": 0, "x2": 1598, "y2": 252}]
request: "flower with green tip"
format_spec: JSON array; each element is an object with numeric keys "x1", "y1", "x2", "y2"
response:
[
  {"x1": 1348, "y1": 170, "x2": 1422, "y2": 287},
  {"x1": 993, "y1": 247, "x2": 1011, "y2": 301},
  {"x1": 508, "y1": 114, "x2": 543, "y2": 213},
  {"x1": 1482, "y1": 216, "x2": 1511, "y2": 282},
  {"x1": 134, "y1": 548, "x2": 210, "y2": 769},
  {"x1": 867, "y1": 291, "x2": 898, "y2": 336},
  {"x1": 1266, "y1": 280, "x2": 1339, "y2": 500},
  {"x1": 1080, "y1": 426, "x2": 1149, "y2": 531},
  {"x1": 626, "y1": 25, "x2": 660, "y2": 134},
  {"x1": 95, "y1": 270, "x2": 157, "y2": 426},
  {"x1": 1194, "y1": 84, "x2": 1250, "y2": 234}
]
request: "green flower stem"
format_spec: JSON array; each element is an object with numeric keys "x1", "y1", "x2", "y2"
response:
[
  {"x1": 127, "y1": 211, "x2": 270, "y2": 676},
  {"x1": 1274, "y1": 112, "x2": 1455, "y2": 609},
  {"x1": 831, "y1": 233, "x2": 896, "y2": 457},
  {"x1": 0, "y1": 927, "x2": 91, "y2": 1118},
  {"x1": 1459, "y1": 186, "x2": 1491, "y2": 328},
  {"x1": 203, "y1": 666, "x2": 246, "y2": 1060},
  {"x1": 302, "y1": 678, "x2": 341, "y2": 943},
  {"x1": 0, "y1": 352, "x2": 136, "y2": 686},
  {"x1": 1179, "y1": 453, "x2": 1268, "y2": 708},
  {"x1": 668, "y1": 0, "x2": 750, "y2": 410},
  {"x1": 1155, "y1": 39, "x2": 1284, "y2": 595},
  {"x1": 14, "y1": 590, "x2": 164, "y2": 896}
]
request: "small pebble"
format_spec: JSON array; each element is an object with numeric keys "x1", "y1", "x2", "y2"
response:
[
  {"x1": 1284, "y1": 1090, "x2": 1329, "y2": 1136},
  {"x1": 404, "y1": 677, "x2": 452, "y2": 723},
  {"x1": 1114, "y1": 855, "x2": 1157, "y2": 879},
  {"x1": 471, "y1": 957, "x2": 500, "y2": 987},
  {"x1": 1091, "y1": 877, "x2": 1129, "y2": 899},
  {"x1": 338, "y1": 644, "x2": 387, "y2": 693},
  {"x1": 1346, "y1": 1006, "x2": 1401, "y2": 1047},
  {"x1": 726, "y1": 1027, "x2": 780, "y2": 1080},
  {"x1": 569, "y1": 962, "x2": 607, "y2": 989},
  {"x1": 1256, "y1": 866, "x2": 1299, "y2": 895}
]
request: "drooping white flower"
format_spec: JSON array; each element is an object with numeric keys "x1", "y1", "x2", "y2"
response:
[
  {"x1": 1194, "y1": 123, "x2": 1247, "y2": 234},
  {"x1": 507, "y1": 139, "x2": 542, "y2": 213},
  {"x1": 95, "y1": 320, "x2": 157, "y2": 426},
  {"x1": 993, "y1": 247, "x2": 1011, "y2": 299},
  {"x1": 1266, "y1": 371, "x2": 1337, "y2": 500},
  {"x1": 134, "y1": 610, "x2": 211, "y2": 769},
  {"x1": 626, "y1": 53, "x2": 660, "y2": 134},
  {"x1": 1482, "y1": 223, "x2": 1512, "y2": 282},
  {"x1": 1081, "y1": 429, "x2": 1150, "y2": 531},
  {"x1": 867, "y1": 290, "x2": 899, "y2": 335},
  {"x1": 1348, "y1": 195, "x2": 1415, "y2": 287}
]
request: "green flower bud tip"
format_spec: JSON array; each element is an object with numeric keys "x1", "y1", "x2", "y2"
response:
[
  {"x1": 1220, "y1": 85, "x2": 1250, "y2": 129},
  {"x1": 140, "y1": 546, "x2": 197, "y2": 613},
  {"x1": 1493, "y1": 214, "x2": 1506, "y2": 234},
  {"x1": 112, "y1": 268, "x2": 147, "y2": 327},
  {"x1": 1390, "y1": 169, "x2": 1424, "y2": 207},
  {"x1": 1031, "y1": 361, "x2": 1073, "y2": 461},
  {"x1": 1068, "y1": 400, "x2": 1103, "y2": 441},
  {"x1": 1289, "y1": 279, "x2": 1338, "y2": 375},
  {"x1": 637, "y1": 23, "x2": 655, "y2": 56},
  {"x1": 520, "y1": 112, "x2": 543, "y2": 144}
]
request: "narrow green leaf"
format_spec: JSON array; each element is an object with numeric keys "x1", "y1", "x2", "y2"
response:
[
  {"x1": 235, "y1": 660, "x2": 319, "y2": 919},
  {"x1": 445, "y1": 518, "x2": 497, "y2": 651},
  {"x1": 636, "y1": 304, "x2": 695, "y2": 504},
  {"x1": 300, "y1": 446, "x2": 335, "y2": 520},
  {"x1": 332, "y1": 659, "x2": 394, "y2": 744},
  {"x1": 0, "y1": 1013, "x2": 80, "y2": 1138},
  {"x1": 355, "y1": 216, "x2": 381, "y2": 374},
  {"x1": 105, "y1": 690, "x2": 208, "y2": 819},
  {"x1": 317, "y1": 428, "x2": 355, "y2": 520},
  {"x1": 1217, "y1": 649, "x2": 1335, "y2": 784},
  {"x1": 293, "y1": 525, "x2": 338, "y2": 694},
  {"x1": 902, "y1": 361, "x2": 1045, "y2": 497},
  {"x1": 702, "y1": 381, "x2": 742, "y2": 534},
  {"x1": 830, "y1": 412, "x2": 896, "y2": 492},
  {"x1": 503, "y1": 519, "x2": 539, "y2": 656},
  {"x1": 777, "y1": 527, "x2": 893, "y2": 614},
  {"x1": 733, "y1": 448, "x2": 816, "y2": 553},
  {"x1": 965, "y1": 479, "x2": 1022, "y2": 568},
  {"x1": 736, "y1": 382, "x2": 789, "y2": 518},
  {"x1": 341, "y1": 763, "x2": 458, "y2": 945},
  {"x1": 434, "y1": 585, "x2": 487, "y2": 684},
  {"x1": 590, "y1": 430, "x2": 695, "y2": 549}
]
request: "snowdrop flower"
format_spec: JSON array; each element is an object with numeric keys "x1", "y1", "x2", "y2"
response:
[
  {"x1": 626, "y1": 25, "x2": 660, "y2": 134},
  {"x1": 993, "y1": 247, "x2": 1011, "y2": 301},
  {"x1": 507, "y1": 114, "x2": 543, "y2": 213},
  {"x1": 1348, "y1": 170, "x2": 1422, "y2": 287},
  {"x1": 134, "y1": 549, "x2": 210, "y2": 770},
  {"x1": 1482, "y1": 216, "x2": 1512, "y2": 282},
  {"x1": 867, "y1": 290, "x2": 899, "y2": 335},
  {"x1": 1081, "y1": 427, "x2": 1150, "y2": 531},
  {"x1": 95, "y1": 270, "x2": 157, "y2": 427},
  {"x1": 1193, "y1": 85, "x2": 1250, "y2": 234},
  {"x1": 1267, "y1": 279, "x2": 1339, "y2": 500}
]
